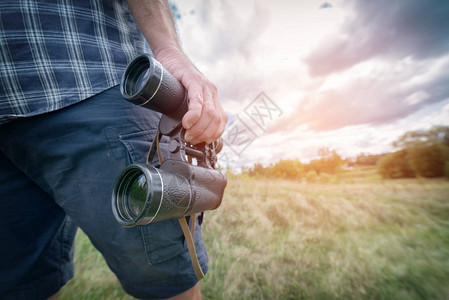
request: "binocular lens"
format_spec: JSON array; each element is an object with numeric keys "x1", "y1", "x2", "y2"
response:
[
  {"x1": 112, "y1": 164, "x2": 163, "y2": 227},
  {"x1": 116, "y1": 168, "x2": 149, "y2": 221},
  {"x1": 135, "y1": 69, "x2": 151, "y2": 95},
  {"x1": 128, "y1": 173, "x2": 147, "y2": 217}
]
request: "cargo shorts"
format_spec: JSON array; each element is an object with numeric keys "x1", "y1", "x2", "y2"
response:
[{"x1": 0, "y1": 85, "x2": 208, "y2": 300}]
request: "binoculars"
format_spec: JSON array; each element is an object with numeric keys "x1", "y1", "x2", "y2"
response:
[{"x1": 111, "y1": 54, "x2": 227, "y2": 227}]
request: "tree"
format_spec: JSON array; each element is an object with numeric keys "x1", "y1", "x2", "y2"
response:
[
  {"x1": 273, "y1": 159, "x2": 304, "y2": 179},
  {"x1": 378, "y1": 126, "x2": 449, "y2": 178},
  {"x1": 355, "y1": 153, "x2": 387, "y2": 166},
  {"x1": 308, "y1": 147, "x2": 342, "y2": 174},
  {"x1": 406, "y1": 144, "x2": 444, "y2": 177},
  {"x1": 247, "y1": 163, "x2": 265, "y2": 177},
  {"x1": 246, "y1": 160, "x2": 304, "y2": 180},
  {"x1": 377, "y1": 150, "x2": 415, "y2": 179}
]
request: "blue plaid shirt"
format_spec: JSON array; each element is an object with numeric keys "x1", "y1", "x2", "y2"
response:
[{"x1": 0, "y1": 0, "x2": 150, "y2": 124}]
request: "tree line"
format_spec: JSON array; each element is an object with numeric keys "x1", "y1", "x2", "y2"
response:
[
  {"x1": 243, "y1": 147, "x2": 344, "y2": 181},
  {"x1": 243, "y1": 126, "x2": 449, "y2": 180}
]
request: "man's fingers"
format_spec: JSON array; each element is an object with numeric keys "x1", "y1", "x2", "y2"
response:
[
  {"x1": 182, "y1": 88, "x2": 203, "y2": 130},
  {"x1": 211, "y1": 110, "x2": 228, "y2": 142},
  {"x1": 185, "y1": 99, "x2": 217, "y2": 144},
  {"x1": 179, "y1": 74, "x2": 226, "y2": 144},
  {"x1": 204, "y1": 96, "x2": 227, "y2": 143}
]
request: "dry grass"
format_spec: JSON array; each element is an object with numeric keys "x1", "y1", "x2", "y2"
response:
[
  {"x1": 60, "y1": 173, "x2": 449, "y2": 299},
  {"x1": 201, "y1": 174, "x2": 449, "y2": 299}
]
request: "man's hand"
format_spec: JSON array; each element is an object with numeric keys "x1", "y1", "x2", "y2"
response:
[
  {"x1": 154, "y1": 47, "x2": 227, "y2": 145},
  {"x1": 125, "y1": 0, "x2": 227, "y2": 145}
]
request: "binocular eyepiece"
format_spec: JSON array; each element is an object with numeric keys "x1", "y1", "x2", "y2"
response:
[{"x1": 112, "y1": 54, "x2": 227, "y2": 227}]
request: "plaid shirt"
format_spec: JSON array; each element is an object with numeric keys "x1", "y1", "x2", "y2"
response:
[{"x1": 0, "y1": 0, "x2": 150, "y2": 124}]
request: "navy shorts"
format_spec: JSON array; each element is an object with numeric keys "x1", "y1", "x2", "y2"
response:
[{"x1": 0, "y1": 85, "x2": 208, "y2": 300}]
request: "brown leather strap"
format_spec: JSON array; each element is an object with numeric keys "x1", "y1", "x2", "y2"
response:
[
  {"x1": 178, "y1": 216, "x2": 205, "y2": 280},
  {"x1": 146, "y1": 130, "x2": 160, "y2": 165},
  {"x1": 149, "y1": 131, "x2": 205, "y2": 280},
  {"x1": 156, "y1": 130, "x2": 164, "y2": 164},
  {"x1": 146, "y1": 130, "x2": 164, "y2": 165},
  {"x1": 191, "y1": 213, "x2": 196, "y2": 238}
]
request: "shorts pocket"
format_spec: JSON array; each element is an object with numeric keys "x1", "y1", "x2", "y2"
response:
[
  {"x1": 119, "y1": 129, "x2": 156, "y2": 165},
  {"x1": 119, "y1": 129, "x2": 187, "y2": 265},
  {"x1": 140, "y1": 220, "x2": 187, "y2": 265}
]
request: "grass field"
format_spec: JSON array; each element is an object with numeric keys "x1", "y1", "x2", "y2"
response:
[{"x1": 59, "y1": 170, "x2": 449, "y2": 299}]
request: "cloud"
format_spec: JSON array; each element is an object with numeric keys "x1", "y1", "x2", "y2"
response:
[
  {"x1": 176, "y1": 0, "x2": 269, "y2": 63},
  {"x1": 271, "y1": 56, "x2": 449, "y2": 132},
  {"x1": 305, "y1": 0, "x2": 449, "y2": 76},
  {"x1": 170, "y1": 0, "x2": 449, "y2": 167},
  {"x1": 173, "y1": 0, "x2": 273, "y2": 109},
  {"x1": 228, "y1": 122, "x2": 400, "y2": 167},
  {"x1": 271, "y1": 0, "x2": 449, "y2": 133},
  {"x1": 319, "y1": 2, "x2": 332, "y2": 9}
]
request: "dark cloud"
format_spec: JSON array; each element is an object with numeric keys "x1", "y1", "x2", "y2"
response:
[{"x1": 305, "y1": 0, "x2": 449, "y2": 76}]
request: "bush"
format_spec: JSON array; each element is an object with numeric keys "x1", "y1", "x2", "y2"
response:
[
  {"x1": 380, "y1": 126, "x2": 449, "y2": 179},
  {"x1": 377, "y1": 150, "x2": 415, "y2": 179},
  {"x1": 406, "y1": 145, "x2": 444, "y2": 178},
  {"x1": 318, "y1": 172, "x2": 333, "y2": 184},
  {"x1": 305, "y1": 170, "x2": 318, "y2": 183}
]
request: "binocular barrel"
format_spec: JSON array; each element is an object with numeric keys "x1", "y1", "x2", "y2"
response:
[
  {"x1": 120, "y1": 53, "x2": 187, "y2": 117},
  {"x1": 112, "y1": 162, "x2": 226, "y2": 227}
]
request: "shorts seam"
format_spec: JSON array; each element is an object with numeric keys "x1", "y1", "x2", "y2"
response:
[
  {"x1": 121, "y1": 252, "x2": 208, "y2": 287},
  {"x1": 57, "y1": 218, "x2": 66, "y2": 289}
]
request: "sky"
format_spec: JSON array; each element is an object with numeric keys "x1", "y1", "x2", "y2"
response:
[{"x1": 171, "y1": 0, "x2": 449, "y2": 170}]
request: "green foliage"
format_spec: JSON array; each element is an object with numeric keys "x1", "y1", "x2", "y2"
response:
[
  {"x1": 378, "y1": 126, "x2": 449, "y2": 179},
  {"x1": 440, "y1": 144, "x2": 449, "y2": 162},
  {"x1": 317, "y1": 172, "x2": 334, "y2": 183},
  {"x1": 305, "y1": 170, "x2": 318, "y2": 183},
  {"x1": 244, "y1": 127, "x2": 449, "y2": 181},
  {"x1": 377, "y1": 150, "x2": 415, "y2": 179},
  {"x1": 407, "y1": 144, "x2": 444, "y2": 177},
  {"x1": 246, "y1": 159, "x2": 304, "y2": 180},
  {"x1": 307, "y1": 147, "x2": 343, "y2": 174},
  {"x1": 393, "y1": 126, "x2": 449, "y2": 149},
  {"x1": 445, "y1": 162, "x2": 449, "y2": 179},
  {"x1": 246, "y1": 147, "x2": 342, "y2": 181},
  {"x1": 353, "y1": 153, "x2": 387, "y2": 166},
  {"x1": 274, "y1": 159, "x2": 304, "y2": 179}
]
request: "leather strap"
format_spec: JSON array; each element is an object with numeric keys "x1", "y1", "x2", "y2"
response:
[
  {"x1": 146, "y1": 134, "x2": 205, "y2": 281},
  {"x1": 146, "y1": 130, "x2": 161, "y2": 165},
  {"x1": 156, "y1": 130, "x2": 164, "y2": 164},
  {"x1": 178, "y1": 216, "x2": 205, "y2": 280}
]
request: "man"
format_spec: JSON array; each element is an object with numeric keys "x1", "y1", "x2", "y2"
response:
[{"x1": 0, "y1": 0, "x2": 227, "y2": 299}]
